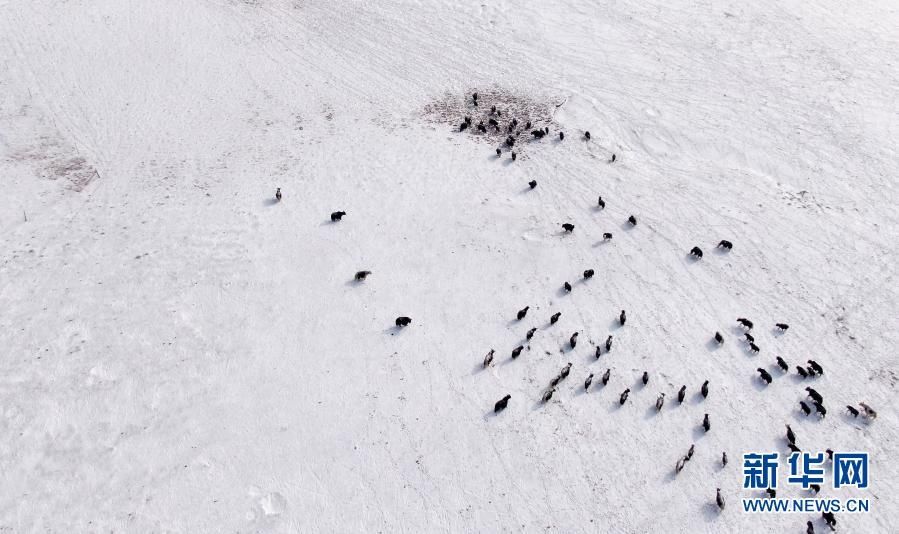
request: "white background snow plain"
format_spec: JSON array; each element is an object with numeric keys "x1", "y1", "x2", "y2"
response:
[{"x1": 1, "y1": 0, "x2": 898, "y2": 532}]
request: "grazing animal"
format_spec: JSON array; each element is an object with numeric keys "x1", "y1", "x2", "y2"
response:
[
  {"x1": 494, "y1": 394, "x2": 511, "y2": 412},
  {"x1": 717, "y1": 240, "x2": 732, "y2": 250},
  {"x1": 583, "y1": 269, "x2": 595, "y2": 279},
  {"x1": 354, "y1": 270, "x2": 372, "y2": 281},
  {"x1": 656, "y1": 393, "x2": 665, "y2": 411},
  {"x1": 809, "y1": 484, "x2": 820, "y2": 495},
  {"x1": 744, "y1": 333, "x2": 755, "y2": 343},
  {"x1": 529, "y1": 180, "x2": 537, "y2": 189},
  {"x1": 619, "y1": 310, "x2": 627, "y2": 326},
  {"x1": 627, "y1": 215, "x2": 637, "y2": 226},
  {"x1": 675, "y1": 456, "x2": 686, "y2": 474},
  {"x1": 569, "y1": 332, "x2": 579, "y2": 349},
  {"x1": 597, "y1": 196, "x2": 606, "y2": 209},
  {"x1": 595, "y1": 346, "x2": 602, "y2": 359},
  {"x1": 737, "y1": 318, "x2": 754, "y2": 330},
  {"x1": 722, "y1": 452, "x2": 728, "y2": 466},
  {"x1": 860, "y1": 402, "x2": 878, "y2": 419},
  {"x1": 690, "y1": 246, "x2": 703, "y2": 259},
  {"x1": 775, "y1": 323, "x2": 789, "y2": 331},
  {"x1": 562, "y1": 223, "x2": 575, "y2": 232},
  {"x1": 511, "y1": 152, "x2": 517, "y2": 161},
  {"x1": 703, "y1": 413, "x2": 711, "y2": 432},
  {"x1": 813, "y1": 401, "x2": 827, "y2": 418},
  {"x1": 714, "y1": 331, "x2": 723, "y2": 344},
  {"x1": 786, "y1": 424, "x2": 796, "y2": 444},
  {"x1": 526, "y1": 327, "x2": 537, "y2": 341},
  {"x1": 585, "y1": 131, "x2": 591, "y2": 140},
  {"x1": 605, "y1": 335, "x2": 613, "y2": 352},
  {"x1": 602, "y1": 368, "x2": 611, "y2": 385},
  {"x1": 517, "y1": 306, "x2": 530, "y2": 320},
  {"x1": 686, "y1": 444, "x2": 695, "y2": 461},
  {"x1": 808, "y1": 360, "x2": 824, "y2": 375},
  {"x1": 511, "y1": 346, "x2": 524, "y2": 359},
  {"x1": 560, "y1": 362, "x2": 572, "y2": 379},
  {"x1": 806, "y1": 365, "x2": 817, "y2": 377},
  {"x1": 603, "y1": 232, "x2": 613, "y2": 240},
  {"x1": 788, "y1": 443, "x2": 801, "y2": 454},
  {"x1": 542, "y1": 388, "x2": 556, "y2": 403},
  {"x1": 483, "y1": 349, "x2": 495, "y2": 368},
  {"x1": 749, "y1": 342, "x2": 760, "y2": 354},
  {"x1": 531, "y1": 129, "x2": 545, "y2": 139},
  {"x1": 460, "y1": 121, "x2": 469, "y2": 132},
  {"x1": 757, "y1": 368, "x2": 773, "y2": 384},
  {"x1": 275, "y1": 187, "x2": 281, "y2": 201},
  {"x1": 585, "y1": 373, "x2": 593, "y2": 391},
  {"x1": 330, "y1": 211, "x2": 347, "y2": 222},
  {"x1": 805, "y1": 387, "x2": 823, "y2": 404},
  {"x1": 846, "y1": 405, "x2": 860, "y2": 417},
  {"x1": 776, "y1": 357, "x2": 789, "y2": 372},
  {"x1": 395, "y1": 316, "x2": 412, "y2": 328},
  {"x1": 799, "y1": 401, "x2": 812, "y2": 416},
  {"x1": 678, "y1": 385, "x2": 687, "y2": 404},
  {"x1": 796, "y1": 366, "x2": 809, "y2": 378},
  {"x1": 716, "y1": 488, "x2": 725, "y2": 510},
  {"x1": 822, "y1": 511, "x2": 836, "y2": 529},
  {"x1": 550, "y1": 312, "x2": 561, "y2": 324},
  {"x1": 642, "y1": 371, "x2": 649, "y2": 385},
  {"x1": 495, "y1": 148, "x2": 501, "y2": 156},
  {"x1": 564, "y1": 281, "x2": 572, "y2": 292},
  {"x1": 619, "y1": 388, "x2": 630, "y2": 405},
  {"x1": 559, "y1": 132, "x2": 564, "y2": 140},
  {"x1": 701, "y1": 380, "x2": 709, "y2": 398}
]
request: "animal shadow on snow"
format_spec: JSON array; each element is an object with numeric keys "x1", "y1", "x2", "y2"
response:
[
  {"x1": 383, "y1": 326, "x2": 407, "y2": 336},
  {"x1": 608, "y1": 319, "x2": 623, "y2": 331},
  {"x1": 749, "y1": 375, "x2": 767, "y2": 392},
  {"x1": 700, "y1": 502, "x2": 722, "y2": 522},
  {"x1": 705, "y1": 338, "x2": 721, "y2": 352},
  {"x1": 262, "y1": 198, "x2": 279, "y2": 207}
]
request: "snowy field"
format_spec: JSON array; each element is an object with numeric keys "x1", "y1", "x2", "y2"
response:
[{"x1": 2, "y1": 0, "x2": 898, "y2": 532}]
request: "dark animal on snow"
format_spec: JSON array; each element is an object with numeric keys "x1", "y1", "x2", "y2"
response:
[
  {"x1": 488, "y1": 118, "x2": 499, "y2": 127},
  {"x1": 275, "y1": 187, "x2": 281, "y2": 201},
  {"x1": 619, "y1": 310, "x2": 627, "y2": 326},
  {"x1": 807, "y1": 520, "x2": 815, "y2": 534},
  {"x1": 595, "y1": 346, "x2": 602, "y2": 359},
  {"x1": 525, "y1": 121, "x2": 531, "y2": 129},
  {"x1": 495, "y1": 148, "x2": 502, "y2": 156},
  {"x1": 331, "y1": 211, "x2": 346, "y2": 222},
  {"x1": 809, "y1": 484, "x2": 820, "y2": 495},
  {"x1": 569, "y1": 332, "x2": 579, "y2": 349},
  {"x1": 703, "y1": 413, "x2": 711, "y2": 432},
  {"x1": 744, "y1": 333, "x2": 755, "y2": 343},
  {"x1": 846, "y1": 405, "x2": 859, "y2": 417},
  {"x1": 605, "y1": 335, "x2": 613, "y2": 352},
  {"x1": 460, "y1": 121, "x2": 469, "y2": 132},
  {"x1": 562, "y1": 223, "x2": 575, "y2": 232},
  {"x1": 531, "y1": 129, "x2": 545, "y2": 139},
  {"x1": 511, "y1": 152, "x2": 516, "y2": 161},
  {"x1": 627, "y1": 215, "x2": 637, "y2": 226},
  {"x1": 584, "y1": 131, "x2": 591, "y2": 140},
  {"x1": 749, "y1": 342, "x2": 760, "y2": 353},
  {"x1": 675, "y1": 456, "x2": 686, "y2": 474},
  {"x1": 529, "y1": 180, "x2": 537, "y2": 189},
  {"x1": 813, "y1": 401, "x2": 827, "y2": 418},
  {"x1": 788, "y1": 443, "x2": 801, "y2": 454},
  {"x1": 826, "y1": 449, "x2": 834, "y2": 461},
  {"x1": 690, "y1": 246, "x2": 703, "y2": 259},
  {"x1": 610, "y1": 153, "x2": 616, "y2": 163},
  {"x1": 860, "y1": 402, "x2": 878, "y2": 419},
  {"x1": 799, "y1": 401, "x2": 811, "y2": 416},
  {"x1": 808, "y1": 360, "x2": 824, "y2": 375},
  {"x1": 776, "y1": 357, "x2": 789, "y2": 372},
  {"x1": 822, "y1": 511, "x2": 837, "y2": 529},
  {"x1": 564, "y1": 281, "x2": 571, "y2": 292},
  {"x1": 656, "y1": 393, "x2": 665, "y2": 411},
  {"x1": 585, "y1": 373, "x2": 593, "y2": 391},
  {"x1": 549, "y1": 374, "x2": 563, "y2": 388},
  {"x1": 544, "y1": 126, "x2": 549, "y2": 134},
  {"x1": 737, "y1": 317, "x2": 753, "y2": 330},
  {"x1": 478, "y1": 123, "x2": 487, "y2": 133},
  {"x1": 526, "y1": 327, "x2": 537, "y2": 341},
  {"x1": 511, "y1": 345, "x2": 524, "y2": 359},
  {"x1": 678, "y1": 385, "x2": 687, "y2": 403},
  {"x1": 395, "y1": 316, "x2": 412, "y2": 327},
  {"x1": 776, "y1": 322, "x2": 789, "y2": 331},
  {"x1": 716, "y1": 489, "x2": 725, "y2": 510},
  {"x1": 722, "y1": 452, "x2": 728, "y2": 466},
  {"x1": 602, "y1": 368, "x2": 611, "y2": 385},
  {"x1": 597, "y1": 196, "x2": 605, "y2": 209},
  {"x1": 717, "y1": 240, "x2": 732, "y2": 249},
  {"x1": 796, "y1": 366, "x2": 808, "y2": 378},
  {"x1": 354, "y1": 270, "x2": 372, "y2": 281},
  {"x1": 494, "y1": 394, "x2": 511, "y2": 412},
  {"x1": 765, "y1": 488, "x2": 776, "y2": 499},
  {"x1": 619, "y1": 388, "x2": 630, "y2": 405},
  {"x1": 806, "y1": 365, "x2": 818, "y2": 377},
  {"x1": 642, "y1": 371, "x2": 649, "y2": 385},
  {"x1": 805, "y1": 387, "x2": 823, "y2": 404},
  {"x1": 583, "y1": 269, "x2": 595, "y2": 279},
  {"x1": 560, "y1": 362, "x2": 572, "y2": 379},
  {"x1": 786, "y1": 424, "x2": 796, "y2": 444},
  {"x1": 542, "y1": 388, "x2": 556, "y2": 403},
  {"x1": 559, "y1": 132, "x2": 564, "y2": 140},
  {"x1": 483, "y1": 349, "x2": 495, "y2": 368},
  {"x1": 603, "y1": 232, "x2": 613, "y2": 240},
  {"x1": 757, "y1": 368, "x2": 772, "y2": 384},
  {"x1": 686, "y1": 444, "x2": 695, "y2": 461},
  {"x1": 491, "y1": 105, "x2": 497, "y2": 114},
  {"x1": 505, "y1": 135, "x2": 515, "y2": 147},
  {"x1": 714, "y1": 332, "x2": 723, "y2": 344},
  {"x1": 550, "y1": 312, "x2": 561, "y2": 324},
  {"x1": 517, "y1": 306, "x2": 530, "y2": 320},
  {"x1": 701, "y1": 380, "x2": 709, "y2": 398}
]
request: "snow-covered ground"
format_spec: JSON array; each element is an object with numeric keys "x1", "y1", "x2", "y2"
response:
[{"x1": 2, "y1": 0, "x2": 898, "y2": 532}]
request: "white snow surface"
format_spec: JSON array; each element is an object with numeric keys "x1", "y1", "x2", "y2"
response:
[{"x1": 2, "y1": 0, "x2": 898, "y2": 532}]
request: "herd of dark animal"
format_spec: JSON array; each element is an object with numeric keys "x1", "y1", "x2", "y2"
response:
[{"x1": 270, "y1": 92, "x2": 877, "y2": 531}]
